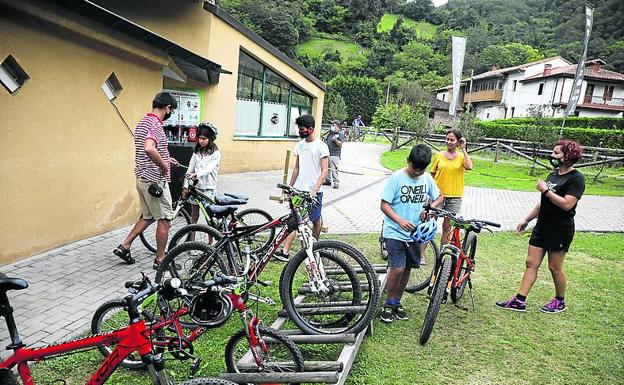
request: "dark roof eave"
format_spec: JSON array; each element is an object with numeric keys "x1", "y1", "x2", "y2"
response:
[
  {"x1": 522, "y1": 73, "x2": 624, "y2": 84},
  {"x1": 51, "y1": 0, "x2": 229, "y2": 85},
  {"x1": 203, "y1": 2, "x2": 326, "y2": 92}
]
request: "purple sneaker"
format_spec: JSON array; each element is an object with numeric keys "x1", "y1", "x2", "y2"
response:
[
  {"x1": 540, "y1": 298, "x2": 566, "y2": 314},
  {"x1": 495, "y1": 296, "x2": 526, "y2": 312}
]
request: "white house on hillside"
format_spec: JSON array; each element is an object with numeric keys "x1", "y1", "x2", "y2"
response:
[{"x1": 436, "y1": 57, "x2": 624, "y2": 120}]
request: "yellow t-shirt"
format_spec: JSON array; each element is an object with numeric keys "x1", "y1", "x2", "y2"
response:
[{"x1": 430, "y1": 151, "x2": 465, "y2": 198}]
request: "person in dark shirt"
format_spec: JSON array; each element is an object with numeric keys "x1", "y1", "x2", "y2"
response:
[{"x1": 497, "y1": 140, "x2": 585, "y2": 314}]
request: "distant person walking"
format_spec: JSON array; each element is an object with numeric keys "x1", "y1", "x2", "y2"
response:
[
  {"x1": 430, "y1": 128, "x2": 473, "y2": 245},
  {"x1": 324, "y1": 120, "x2": 344, "y2": 189},
  {"x1": 113, "y1": 92, "x2": 180, "y2": 269},
  {"x1": 352, "y1": 114, "x2": 365, "y2": 140},
  {"x1": 497, "y1": 140, "x2": 585, "y2": 313}
]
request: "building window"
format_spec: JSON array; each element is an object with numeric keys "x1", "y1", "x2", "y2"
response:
[
  {"x1": 504, "y1": 107, "x2": 508, "y2": 118},
  {"x1": 0, "y1": 55, "x2": 29, "y2": 94},
  {"x1": 511, "y1": 107, "x2": 515, "y2": 117},
  {"x1": 512, "y1": 80, "x2": 517, "y2": 92},
  {"x1": 101, "y1": 72, "x2": 123, "y2": 101},
  {"x1": 537, "y1": 83, "x2": 544, "y2": 95},
  {"x1": 442, "y1": 94, "x2": 446, "y2": 101},
  {"x1": 603, "y1": 84, "x2": 614, "y2": 101},
  {"x1": 235, "y1": 51, "x2": 312, "y2": 138}
]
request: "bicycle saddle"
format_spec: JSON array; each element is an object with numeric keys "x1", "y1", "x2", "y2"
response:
[
  {"x1": 207, "y1": 205, "x2": 239, "y2": 219},
  {"x1": 214, "y1": 194, "x2": 248, "y2": 206},
  {"x1": 224, "y1": 192, "x2": 249, "y2": 201},
  {"x1": 0, "y1": 277, "x2": 28, "y2": 292}
]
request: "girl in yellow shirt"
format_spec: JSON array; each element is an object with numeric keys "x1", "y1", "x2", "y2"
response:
[{"x1": 430, "y1": 129, "x2": 473, "y2": 244}]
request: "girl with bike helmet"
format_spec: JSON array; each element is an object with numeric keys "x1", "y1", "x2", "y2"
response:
[{"x1": 182, "y1": 123, "x2": 221, "y2": 224}]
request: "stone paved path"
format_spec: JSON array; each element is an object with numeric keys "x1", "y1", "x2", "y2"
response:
[{"x1": 1, "y1": 142, "x2": 622, "y2": 356}]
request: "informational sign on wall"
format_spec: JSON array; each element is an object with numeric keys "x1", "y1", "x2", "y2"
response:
[{"x1": 163, "y1": 89, "x2": 201, "y2": 126}]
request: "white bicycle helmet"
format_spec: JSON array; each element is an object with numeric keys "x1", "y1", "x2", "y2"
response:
[
  {"x1": 411, "y1": 218, "x2": 438, "y2": 244},
  {"x1": 197, "y1": 122, "x2": 218, "y2": 141}
]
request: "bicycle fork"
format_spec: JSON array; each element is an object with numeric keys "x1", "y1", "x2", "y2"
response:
[{"x1": 297, "y1": 224, "x2": 329, "y2": 295}]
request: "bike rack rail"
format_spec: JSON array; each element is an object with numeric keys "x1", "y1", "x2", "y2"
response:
[{"x1": 219, "y1": 264, "x2": 388, "y2": 384}]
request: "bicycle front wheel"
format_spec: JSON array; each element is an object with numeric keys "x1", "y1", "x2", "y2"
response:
[
  {"x1": 419, "y1": 254, "x2": 453, "y2": 345},
  {"x1": 235, "y1": 208, "x2": 275, "y2": 254},
  {"x1": 91, "y1": 300, "x2": 147, "y2": 369},
  {"x1": 280, "y1": 240, "x2": 380, "y2": 335},
  {"x1": 451, "y1": 232, "x2": 477, "y2": 303},
  {"x1": 225, "y1": 326, "x2": 304, "y2": 383},
  {"x1": 405, "y1": 240, "x2": 440, "y2": 293},
  {"x1": 139, "y1": 203, "x2": 191, "y2": 253}
]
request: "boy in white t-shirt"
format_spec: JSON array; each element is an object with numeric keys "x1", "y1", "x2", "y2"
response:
[{"x1": 275, "y1": 115, "x2": 329, "y2": 260}]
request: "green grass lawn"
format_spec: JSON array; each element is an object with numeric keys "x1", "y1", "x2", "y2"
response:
[
  {"x1": 345, "y1": 232, "x2": 624, "y2": 385},
  {"x1": 377, "y1": 13, "x2": 437, "y2": 39},
  {"x1": 297, "y1": 36, "x2": 361, "y2": 60},
  {"x1": 380, "y1": 147, "x2": 624, "y2": 196},
  {"x1": 27, "y1": 233, "x2": 623, "y2": 384}
]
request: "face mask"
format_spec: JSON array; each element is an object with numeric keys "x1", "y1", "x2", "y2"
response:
[
  {"x1": 164, "y1": 112, "x2": 172, "y2": 121},
  {"x1": 549, "y1": 155, "x2": 563, "y2": 168},
  {"x1": 298, "y1": 127, "x2": 312, "y2": 138}
]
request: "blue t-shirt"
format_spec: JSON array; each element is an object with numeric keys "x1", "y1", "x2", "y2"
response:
[{"x1": 381, "y1": 170, "x2": 440, "y2": 241}]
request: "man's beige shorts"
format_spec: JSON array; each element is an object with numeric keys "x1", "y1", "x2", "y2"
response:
[{"x1": 136, "y1": 179, "x2": 175, "y2": 220}]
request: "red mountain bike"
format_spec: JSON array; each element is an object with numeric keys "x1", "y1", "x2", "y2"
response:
[
  {"x1": 91, "y1": 274, "x2": 303, "y2": 376},
  {"x1": 419, "y1": 205, "x2": 500, "y2": 345},
  {"x1": 0, "y1": 273, "x2": 235, "y2": 385}
]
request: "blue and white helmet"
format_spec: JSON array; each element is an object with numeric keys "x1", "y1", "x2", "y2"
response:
[{"x1": 411, "y1": 219, "x2": 437, "y2": 244}]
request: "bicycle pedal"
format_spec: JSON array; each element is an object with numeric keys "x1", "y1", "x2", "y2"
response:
[{"x1": 190, "y1": 357, "x2": 202, "y2": 376}]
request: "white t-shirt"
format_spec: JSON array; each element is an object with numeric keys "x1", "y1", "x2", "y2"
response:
[{"x1": 293, "y1": 138, "x2": 330, "y2": 192}]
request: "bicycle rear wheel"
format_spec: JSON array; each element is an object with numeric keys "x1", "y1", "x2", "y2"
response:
[
  {"x1": 451, "y1": 232, "x2": 477, "y2": 303},
  {"x1": 279, "y1": 240, "x2": 379, "y2": 335},
  {"x1": 155, "y1": 241, "x2": 229, "y2": 284},
  {"x1": 419, "y1": 254, "x2": 452, "y2": 345},
  {"x1": 405, "y1": 240, "x2": 440, "y2": 293},
  {"x1": 139, "y1": 203, "x2": 191, "y2": 253},
  {"x1": 168, "y1": 224, "x2": 223, "y2": 251},
  {"x1": 235, "y1": 208, "x2": 275, "y2": 254},
  {"x1": 224, "y1": 326, "x2": 304, "y2": 384}
]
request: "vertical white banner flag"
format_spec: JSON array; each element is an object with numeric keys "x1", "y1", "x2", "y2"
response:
[
  {"x1": 564, "y1": 4, "x2": 594, "y2": 117},
  {"x1": 449, "y1": 36, "x2": 467, "y2": 116}
]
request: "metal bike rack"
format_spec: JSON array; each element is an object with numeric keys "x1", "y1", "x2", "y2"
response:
[{"x1": 219, "y1": 264, "x2": 388, "y2": 384}]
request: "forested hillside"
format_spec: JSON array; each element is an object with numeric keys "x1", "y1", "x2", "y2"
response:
[{"x1": 218, "y1": 0, "x2": 623, "y2": 122}]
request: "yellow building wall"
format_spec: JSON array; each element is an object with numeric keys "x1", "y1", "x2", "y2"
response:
[
  {"x1": 90, "y1": 1, "x2": 326, "y2": 173},
  {"x1": 0, "y1": 1, "x2": 325, "y2": 263},
  {"x1": 0, "y1": 3, "x2": 167, "y2": 264}
]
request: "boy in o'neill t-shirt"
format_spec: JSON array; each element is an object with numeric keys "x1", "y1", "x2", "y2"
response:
[{"x1": 379, "y1": 144, "x2": 443, "y2": 323}]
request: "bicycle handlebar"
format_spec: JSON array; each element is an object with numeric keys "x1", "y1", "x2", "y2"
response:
[
  {"x1": 423, "y1": 204, "x2": 501, "y2": 230},
  {"x1": 276, "y1": 184, "x2": 318, "y2": 204}
]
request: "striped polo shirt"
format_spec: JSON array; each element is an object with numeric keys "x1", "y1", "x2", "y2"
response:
[{"x1": 134, "y1": 113, "x2": 170, "y2": 183}]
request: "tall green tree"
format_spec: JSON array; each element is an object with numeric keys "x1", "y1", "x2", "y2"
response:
[{"x1": 327, "y1": 75, "x2": 382, "y2": 123}]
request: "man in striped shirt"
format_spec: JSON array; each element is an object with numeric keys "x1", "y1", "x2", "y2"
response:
[{"x1": 113, "y1": 92, "x2": 180, "y2": 269}]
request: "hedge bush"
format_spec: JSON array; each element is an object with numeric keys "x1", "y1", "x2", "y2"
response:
[
  {"x1": 489, "y1": 117, "x2": 624, "y2": 130},
  {"x1": 476, "y1": 121, "x2": 624, "y2": 148}
]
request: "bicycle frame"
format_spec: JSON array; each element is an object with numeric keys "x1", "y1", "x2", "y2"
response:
[
  {"x1": 0, "y1": 319, "x2": 159, "y2": 385},
  {"x1": 447, "y1": 226, "x2": 473, "y2": 289},
  {"x1": 189, "y1": 190, "x2": 328, "y2": 294}
]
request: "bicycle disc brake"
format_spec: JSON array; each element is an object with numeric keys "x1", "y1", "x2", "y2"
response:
[{"x1": 167, "y1": 337, "x2": 195, "y2": 360}]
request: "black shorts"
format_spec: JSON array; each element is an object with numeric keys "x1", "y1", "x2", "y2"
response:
[{"x1": 529, "y1": 223, "x2": 575, "y2": 252}]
